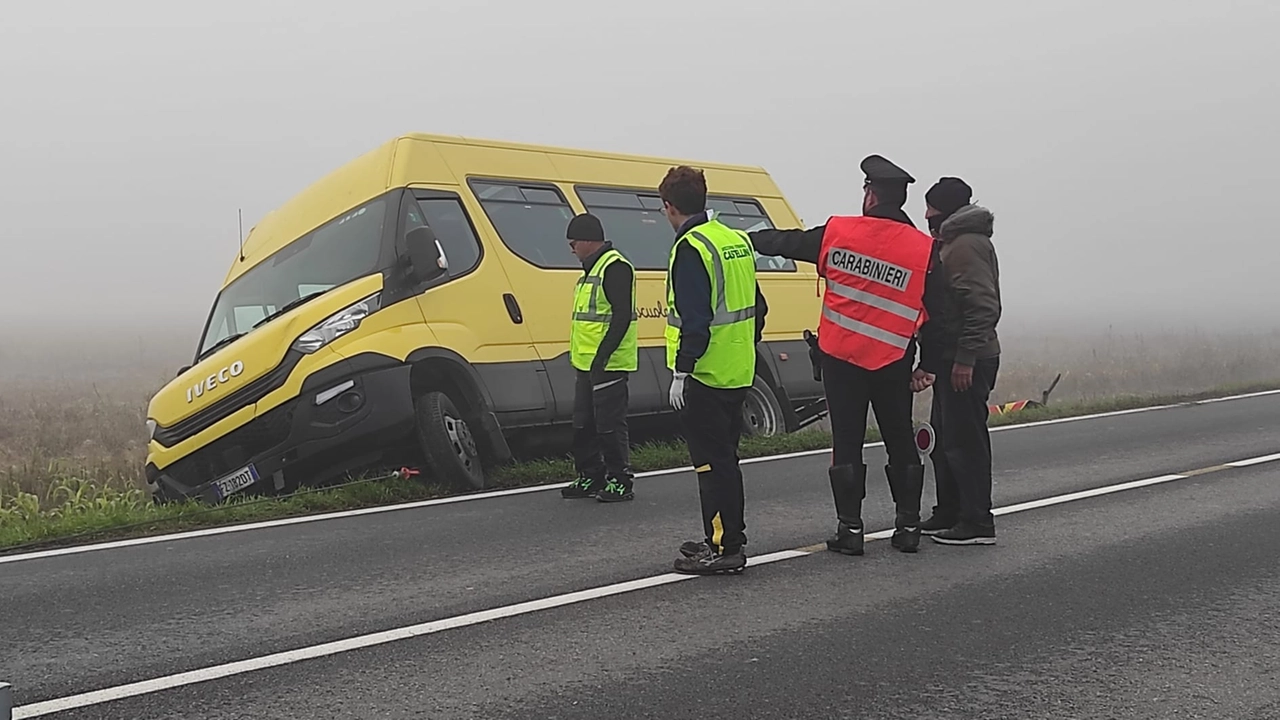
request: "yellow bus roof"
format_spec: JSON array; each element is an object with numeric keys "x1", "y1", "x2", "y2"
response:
[
  {"x1": 229, "y1": 133, "x2": 775, "y2": 286},
  {"x1": 401, "y1": 132, "x2": 769, "y2": 173}
]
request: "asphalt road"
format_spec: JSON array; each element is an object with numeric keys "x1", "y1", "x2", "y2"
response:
[{"x1": 3, "y1": 391, "x2": 1280, "y2": 718}]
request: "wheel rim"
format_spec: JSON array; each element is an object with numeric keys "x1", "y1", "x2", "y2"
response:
[
  {"x1": 442, "y1": 413, "x2": 480, "y2": 474},
  {"x1": 743, "y1": 387, "x2": 779, "y2": 436}
]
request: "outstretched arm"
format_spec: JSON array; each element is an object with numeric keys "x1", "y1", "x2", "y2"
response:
[{"x1": 748, "y1": 225, "x2": 826, "y2": 265}]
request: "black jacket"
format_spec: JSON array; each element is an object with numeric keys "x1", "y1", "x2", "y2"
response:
[
  {"x1": 580, "y1": 242, "x2": 635, "y2": 377},
  {"x1": 749, "y1": 205, "x2": 946, "y2": 372},
  {"x1": 670, "y1": 212, "x2": 769, "y2": 374}
]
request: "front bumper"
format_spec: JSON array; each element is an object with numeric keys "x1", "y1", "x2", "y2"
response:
[{"x1": 146, "y1": 356, "x2": 416, "y2": 503}]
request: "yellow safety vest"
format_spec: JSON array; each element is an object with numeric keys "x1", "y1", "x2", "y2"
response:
[
  {"x1": 570, "y1": 248, "x2": 639, "y2": 372},
  {"x1": 664, "y1": 219, "x2": 758, "y2": 389}
]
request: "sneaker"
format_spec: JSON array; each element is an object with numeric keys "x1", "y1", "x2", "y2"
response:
[
  {"x1": 919, "y1": 514, "x2": 956, "y2": 536},
  {"x1": 679, "y1": 541, "x2": 709, "y2": 558},
  {"x1": 595, "y1": 478, "x2": 634, "y2": 503},
  {"x1": 673, "y1": 545, "x2": 747, "y2": 575},
  {"x1": 560, "y1": 476, "x2": 602, "y2": 499},
  {"x1": 931, "y1": 522, "x2": 996, "y2": 546}
]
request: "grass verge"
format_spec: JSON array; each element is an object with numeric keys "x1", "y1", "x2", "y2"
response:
[{"x1": 2, "y1": 380, "x2": 1277, "y2": 554}]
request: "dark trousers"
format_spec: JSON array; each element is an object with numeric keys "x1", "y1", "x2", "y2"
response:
[
  {"x1": 822, "y1": 353, "x2": 918, "y2": 468},
  {"x1": 930, "y1": 357, "x2": 1000, "y2": 528},
  {"x1": 678, "y1": 377, "x2": 749, "y2": 555},
  {"x1": 572, "y1": 370, "x2": 632, "y2": 486}
]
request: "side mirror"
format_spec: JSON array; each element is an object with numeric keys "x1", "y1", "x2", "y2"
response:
[{"x1": 405, "y1": 227, "x2": 448, "y2": 281}]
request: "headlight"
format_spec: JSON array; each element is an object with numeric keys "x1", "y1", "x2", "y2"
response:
[
  {"x1": 146, "y1": 419, "x2": 157, "y2": 441},
  {"x1": 291, "y1": 294, "x2": 381, "y2": 354}
]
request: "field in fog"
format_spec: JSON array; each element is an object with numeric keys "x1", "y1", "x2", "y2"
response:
[{"x1": 2, "y1": 326, "x2": 1279, "y2": 505}]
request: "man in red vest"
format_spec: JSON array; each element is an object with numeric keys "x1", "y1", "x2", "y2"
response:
[{"x1": 750, "y1": 155, "x2": 944, "y2": 555}]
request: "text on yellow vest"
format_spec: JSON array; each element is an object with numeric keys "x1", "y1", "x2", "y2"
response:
[{"x1": 664, "y1": 219, "x2": 758, "y2": 389}]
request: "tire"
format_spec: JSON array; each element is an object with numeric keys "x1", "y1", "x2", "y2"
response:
[
  {"x1": 415, "y1": 391, "x2": 486, "y2": 490},
  {"x1": 742, "y1": 374, "x2": 785, "y2": 438}
]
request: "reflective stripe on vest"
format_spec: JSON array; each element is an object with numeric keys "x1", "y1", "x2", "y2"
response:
[
  {"x1": 664, "y1": 220, "x2": 757, "y2": 390},
  {"x1": 816, "y1": 215, "x2": 932, "y2": 371},
  {"x1": 570, "y1": 249, "x2": 639, "y2": 373},
  {"x1": 665, "y1": 230, "x2": 757, "y2": 330}
]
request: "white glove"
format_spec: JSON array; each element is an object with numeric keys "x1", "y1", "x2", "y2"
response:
[{"x1": 669, "y1": 372, "x2": 689, "y2": 411}]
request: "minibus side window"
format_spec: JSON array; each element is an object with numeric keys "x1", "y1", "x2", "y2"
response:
[
  {"x1": 574, "y1": 188, "x2": 797, "y2": 273},
  {"x1": 705, "y1": 197, "x2": 797, "y2": 273},
  {"x1": 404, "y1": 195, "x2": 483, "y2": 278},
  {"x1": 573, "y1": 188, "x2": 672, "y2": 270},
  {"x1": 469, "y1": 180, "x2": 578, "y2": 269}
]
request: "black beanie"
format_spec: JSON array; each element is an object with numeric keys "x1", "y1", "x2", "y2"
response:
[
  {"x1": 566, "y1": 213, "x2": 605, "y2": 242},
  {"x1": 925, "y1": 177, "x2": 972, "y2": 217}
]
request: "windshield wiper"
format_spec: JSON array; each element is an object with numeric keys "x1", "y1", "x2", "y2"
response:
[
  {"x1": 253, "y1": 291, "x2": 328, "y2": 330},
  {"x1": 197, "y1": 333, "x2": 245, "y2": 362}
]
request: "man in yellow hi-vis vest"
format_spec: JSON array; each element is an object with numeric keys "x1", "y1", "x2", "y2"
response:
[
  {"x1": 660, "y1": 166, "x2": 769, "y2": 575},
  {"x1": 561, "y1": 213, "x2": 640, "y2": 503}
]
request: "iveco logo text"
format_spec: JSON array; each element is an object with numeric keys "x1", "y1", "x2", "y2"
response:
[{"x1": 187, "y1": 361, "x2": 245, "y2": 403}]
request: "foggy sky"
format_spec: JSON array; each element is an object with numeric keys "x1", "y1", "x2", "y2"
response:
[{"x1": 2, "y1": 0, "x2": 1278, "y2": 344}]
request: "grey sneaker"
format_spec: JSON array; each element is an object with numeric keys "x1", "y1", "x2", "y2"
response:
[
  {"x1": 679, "y1": 541, "x2": 709, "y2": 558},
  {"x1": 673, "y1": 545, "x2": 747, "y2": 575}
]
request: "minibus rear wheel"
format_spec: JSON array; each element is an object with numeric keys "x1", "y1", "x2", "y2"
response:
[
  {"x1": 742, "y1": 374, "x2": 784, "y2": 438},
  {"x1": 415, "y1": 391, "x2": 486, "y2": 490}
]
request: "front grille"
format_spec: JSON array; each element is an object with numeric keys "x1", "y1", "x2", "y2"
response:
[
  {"x1": 154, "y1": 351, "x2": 303, "y2": 447},
  {"x1": 162, "y1": 400, "x2": 297, "y2": 489}
]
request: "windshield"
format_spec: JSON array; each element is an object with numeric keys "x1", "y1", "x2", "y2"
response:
[{"x1": 197, "y1": 197, "x2": 391, "y2": 358}]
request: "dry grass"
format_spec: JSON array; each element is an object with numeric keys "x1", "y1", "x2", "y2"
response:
[
  {"x1": 989, "y1": 328, "x2": 1280, "y2": 402},
  {"x1": 3, "y1": 326, "x2": 1279, "y2": 516},
  {"x1": 0, "y1": 327, "x2": 190, "y2": 505}
]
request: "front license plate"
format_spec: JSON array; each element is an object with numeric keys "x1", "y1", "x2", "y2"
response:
[{"x1": 211, "y1": 464, "x2": 261, "y2": 501}]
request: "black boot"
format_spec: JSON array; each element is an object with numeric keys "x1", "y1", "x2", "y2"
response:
[
  {"x1": 825, "y1": 464, "x2": 866, "y2": 556},
  {"x1": 887, "y1": 464, "x2": 925, "y2": 553}
]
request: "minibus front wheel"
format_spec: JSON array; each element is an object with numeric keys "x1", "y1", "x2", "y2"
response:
[{"x1": 415, "y1": 390, "x2": 486, "y2": 490}]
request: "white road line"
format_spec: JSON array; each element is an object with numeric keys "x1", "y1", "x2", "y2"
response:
[
  {"x1": 13, "y1": 548, "x2": 809, "y2": 719},
  {"x1": 13, "y1": 449, "x2": 1280, "y2": 719},
  {"x1": 2, "y1": 387, "x2": 1278, "y2": 566},
  {"x1": 1227, "y1": 452, "x2": 1280, "y2": 468},
  {"x1": 993, "y1": 474, "x2": 1188, "y2": 515}
]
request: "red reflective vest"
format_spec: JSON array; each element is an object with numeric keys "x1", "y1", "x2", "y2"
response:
[{"x1": 816, "y1": 215, "x2": 933, "y2": 371}]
